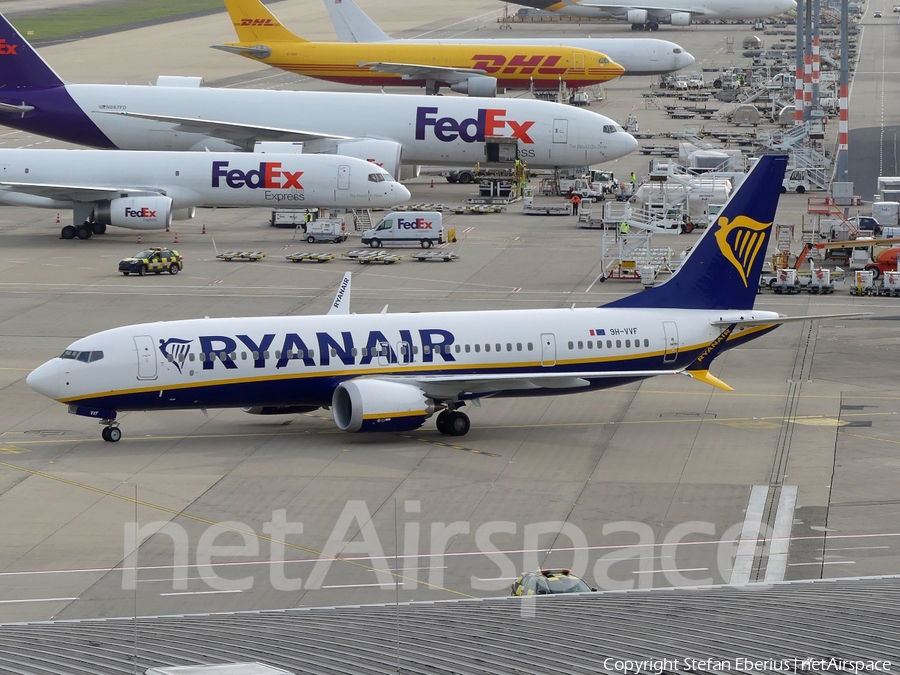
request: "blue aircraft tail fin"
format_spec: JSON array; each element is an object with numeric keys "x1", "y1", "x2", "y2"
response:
[
  {"x1": 0, "y1": 13, "x2": 64, "y2": 89},
  {"x1": 604, "y1": 154, "x2": 788, "y2": 311}
]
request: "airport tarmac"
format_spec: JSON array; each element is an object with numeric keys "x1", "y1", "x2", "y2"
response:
[{"x1": 0, "y1": 2, "x2": 899, "y2": 627}]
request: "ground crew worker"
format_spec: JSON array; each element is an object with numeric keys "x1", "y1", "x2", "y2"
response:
[
  {"x1": 630, "y1": 172, "x2": 636, "y2": 186},
  {"x1": 620, "y1": 221, "x2": 630, "y2": 236},
  {"x1": 303, "y1": 210, "x2": 313, "y2": 233},
  {"x1": 571, "y1": 192, "x2": 581, "y2": 216}
]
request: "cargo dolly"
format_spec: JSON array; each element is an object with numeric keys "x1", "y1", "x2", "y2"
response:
[
  {"x1": 410, "y1": 251, "x2": 459, "y2": 262},
  {"x1": 342, "y1": 249, "x2": 402, "y2": 265},
  {"x1": 216, "y1": 251, "x2": 266, "y2": 262},
  {"x1": 285, "y1": 252, "x2": 336, "y2": 263}
]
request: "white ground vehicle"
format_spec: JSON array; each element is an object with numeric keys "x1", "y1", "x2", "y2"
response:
[
  {"x1": 674, "y1": 75, "x2": 689, "y2": 90},
  {"x1": 304, "y1": 218, "x2": 349, "y2": 243},
  {"x1": 781, "y1": 169, "x2": 812, "y2": 194},
  {"x1": 689, "y1": 73, "x2": 704, "y2": 88},
  {"x1": 361, "y1": 212, "x2": 448, "y2": 248}
]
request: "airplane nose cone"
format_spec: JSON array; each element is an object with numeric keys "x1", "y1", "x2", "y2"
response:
[
  {"x1": 27, "y1": 359, "x2": 60, "y2": 400},
  {"x1": 622, "y1": 132, "x2": 639, "y2": 156},
  {"x1": 609, "y1": 60, "x2": 626, "y2": 80},
  {"x1": 394, "y1": 183, "x2": 411, "y2": 202},
  {"x1": 679, "y1": 50, "x2": 696, "y2": 69}
]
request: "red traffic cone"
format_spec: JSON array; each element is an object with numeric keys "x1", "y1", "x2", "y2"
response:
[
  {"x1": 166, "y1": 223, "x2": 170, "y2": 233},
  {"x1": 137, "y1": 234, "x2": 142, "y2": 244},
  {"x1": 430, "y1": 179, "x2": 434, "y2": 188},
  {"x1": 56, "y1": 213, "x2": 60, "y2": 224},
  {"x1": 173, "y1": 232, "x2": 179, "y2": 244},
  {"x1": 201, "y1": 223, "x2": 207, "y2": 234}
]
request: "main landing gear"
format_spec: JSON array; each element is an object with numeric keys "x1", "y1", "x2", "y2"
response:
[
  {"x1": 61, "y1": 221, "x2": 106, "y2": 240},
  {"x1": 100, "y1": 420, "x2": 121, "y2": 443},
  {"x1": 436, "y1": 408, "x2": 470, "y2": 436},
  {"x1": 631, "y1": 22, "x2": 660, "y2": 30}
]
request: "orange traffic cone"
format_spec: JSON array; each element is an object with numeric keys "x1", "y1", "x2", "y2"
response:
[
  {"x1": 430, "y1": 179, "x2": 434, "y2": 188},
  {"x1": 166, "y1": 223, "x2": 170, "y2": 233},
  {"x1": 56, "y1": 213, "x2": 60, "y2": 224},
  {"x1": 201, "y1": 223, "x2": 207, "y2": 234},
  {"x1": 137, "y1": 234, "x2": 142, "y2": 244},
  {"x1": 173, "y1": 232, "x2": 179, "y2": 244}
]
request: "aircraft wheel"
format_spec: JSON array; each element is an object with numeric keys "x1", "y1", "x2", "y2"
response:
[
  {"x1": 421, "y1": 239, "x2": 432, "y2": 249},
  {"x1": 446, "y1": 411, "x2": 470, "y2": 437},
  {"x1": 106, "y1": 427, "x2": 122, "y2": 443},
  {"x1": 92, "y1": 222, "x2": 107, "y2": 235},
  {"x1": 77, "y1": 225, "x2": 92, "y2": 240},
  {"x1": 101, "y1": 427, "x2": 110, "y2": 442},
  {"x1": 61, "y1": 225, "x2": 77, "y2": 240},
  {"x1": 631, "y1": 23, "x2": 640, "y2": 30},
  {"x1": 436, "y1": 410, "x2": 452, "y2": 434}
]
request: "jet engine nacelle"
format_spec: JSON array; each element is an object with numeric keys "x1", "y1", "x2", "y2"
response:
[
  {"x1": 173, "y1": 207, "x2": 196, "y2": 221},
  {"x1": 242, "y1": 405, "x2": 320, "y2": 415},
  {"x1": 449, "y1": 76, "x2": 498, "y2": 98},
  {"x1": 330, "y1": 139, "x2": 403, "y2": 181},
  {"x1": 332, "y1": 379, "x2": 434, "y2": 433},
  {"x1": 94, "y1": 196, "x2": 172, "y2": 230},
  {"x1": 669, "y1": 11, "x2": 692, "y2": 26},
  {"x1": 626, "y1": 9, "x2": 649, "y2": 24}
]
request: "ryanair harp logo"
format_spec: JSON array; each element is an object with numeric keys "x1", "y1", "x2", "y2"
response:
[
  {"x1": 159, "y1": 338, "x2": 192, "y2": 374},
  {"x1": 714, "y1": 215, "x2": 771, "y2": 287}
]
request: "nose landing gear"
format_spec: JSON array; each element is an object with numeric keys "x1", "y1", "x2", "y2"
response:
[{"x1": 435, "y1": 406, "x2": 471, "y2": 436}]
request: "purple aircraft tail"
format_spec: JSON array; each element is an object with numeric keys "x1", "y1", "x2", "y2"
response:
[{"x1": 0, "y1": 13, "x2": 64, "y2": 89}]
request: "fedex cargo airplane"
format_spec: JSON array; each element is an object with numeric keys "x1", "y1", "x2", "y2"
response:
[
  {"x1": 0, "y1": 13, "x2": 637, "y2": 175},
  {"x1": 0, "y1": 149, "x2": 408, "y2": 239},
  {"x1": 323, "y1": 0, "x2": 695, "y2": 76},
  {"x1": 509, "y1": 0, "x2": 796, "y2": 31},
  {"x1": 27, "y1": 155, "x2": 853, "y2": 443},
  {"x1": 214, "y1": 0, "x2": 625, "y2": 96}
]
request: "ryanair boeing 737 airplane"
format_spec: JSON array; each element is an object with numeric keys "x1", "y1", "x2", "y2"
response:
[{"x1": 27, "y1": 155, "x2": 847, "y2": 443}]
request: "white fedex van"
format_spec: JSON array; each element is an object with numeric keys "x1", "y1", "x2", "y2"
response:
[{"x1": 361, "y1": 212, "x2": 453, "y2": 248}]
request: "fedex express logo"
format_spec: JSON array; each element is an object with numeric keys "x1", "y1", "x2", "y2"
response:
[
  {"x1": 398, "y1": 217, "x2": 434, "y2": 230},
  {"x1": 0, "y1": 39, "x2": 17, "y2": 55},
  {"x1": 125, "y1": 207, "x2": 157, "y2": 219},
  {"x1": 416, "y1": 107, "x2": 535, "y2": 144},
  {"x1": 212, "y1": 161, "x2": 303, "y2": 190}
]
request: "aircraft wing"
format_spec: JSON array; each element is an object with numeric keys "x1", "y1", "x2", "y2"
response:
[
  {"x1": 577, "y1": 3, "x2": 709, "y2": 14},
  {"x1": 0, "y1": 182, "x2": 163, "y2": 202},
  {"x1": 95, "y1": 110, "x2": 351, "y2": 149},
  {"x1": 360, "y1": 62, "x2": 487, "y2": 83},
  {"x1": 381, "y1": 368, "x2": 679, "y2": 399}
]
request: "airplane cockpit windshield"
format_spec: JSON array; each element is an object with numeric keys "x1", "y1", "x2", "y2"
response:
[
  {"x1": 368, "y1": 172, "x2": 395, "y2": 183},
  {"x1": 602, "y1": 123, "x2": 626, "y2": 134},
  {"x1": 60, "y1": 350, "x2": 104, "y2": 363}
]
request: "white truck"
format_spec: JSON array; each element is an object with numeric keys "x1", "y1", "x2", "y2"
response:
[
  {"x1": 781, "y1": 169, "x2": 813, "y2": 194},
  {"x1": 361, "y1": 211, "x2": 454, "y2": 248},
  {"x1": 302, "y1": 217, "x2": 349, "y2": 244},
  {"x1": 558, "y1": 170, "x2": 617, "y2": 200}
]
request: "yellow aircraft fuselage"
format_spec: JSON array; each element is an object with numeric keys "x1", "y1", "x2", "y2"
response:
[{"x1": 227, "y1": 41, "x2": 625, "y2": 90}]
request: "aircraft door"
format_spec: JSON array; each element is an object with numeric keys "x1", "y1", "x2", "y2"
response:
[
  {"x1": 663, "y1": 322, "x2": 678, "y2": 363},
  {"x1": 553, "y1": 119, "x2": 568, "y2": 144},
  {"x1": 338, "y1": 165, "x2": 351, "y2": 190},
  {"x1": 574, "y1": 52, "x2": 585, "y2": 71},
  {"x1": 135, "y1": 335, "x2": 158, "y2": 380},
  {"x1": 540, "y1": 333, "x2": 556, "y2": 366}
]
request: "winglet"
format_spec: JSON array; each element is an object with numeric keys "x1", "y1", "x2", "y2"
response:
[
  {"x1": 328, "y1": 272, "x2": 352, "y2": 315},
  {"x1": 683, "y1": 323, "x2": 736, "y2": 391}
]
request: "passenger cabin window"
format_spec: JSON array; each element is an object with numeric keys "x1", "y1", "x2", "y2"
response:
[
  {"x1": 644, "y1": 339, "x2": 650, "y2": 347},
  {"x1": 616, "y1": 340, "x2": 622, "y2": 348},
  {"x1": 527, "y1": 343, "x2": 534, "y2": 351},
  {"x1": 568, "y1": 341, "x2": 574, "y2": 350},
  {"x1": 578, "y1": 341, "x2": 584, "y2": 349}
]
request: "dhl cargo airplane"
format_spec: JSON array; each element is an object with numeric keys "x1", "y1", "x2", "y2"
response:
[
  {"x1": 213, "y1": 0, "x2": 624, "y2": 96},
  {"x1": 0, "y1": 149, "x2": 407, "y2": 239},
  {"x1": 26, "y1": 155, "x2": 860, "y2": 443},
  {"x1": 509, "y1": 0, "x2": 796, "y2": 32},
  {"x1": 323, "y1": 0, "x2": 695, "y2": 76},
  {"x1": 0, "y1": 13, "x2": 637, "y2": 175}
]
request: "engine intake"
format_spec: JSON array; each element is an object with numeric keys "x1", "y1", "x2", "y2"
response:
[
  {"x1": 94, "y1": 196, "x2": 172, "y2": 230},
  {"x1": 332, "y1": 379, "x2": 434, "y2": 433},
  {"x1": 449, "y1": 76, "x2": 498, "y2": 98},
  {"x1": 626, "y1": 9, "x2": 648, "y2": 23}
]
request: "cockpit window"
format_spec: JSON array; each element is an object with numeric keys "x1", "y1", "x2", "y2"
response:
[
  {"x1": 603, "y1": 124, "x2": 626, "y2": 134},
  {"x1": 60, "y1": 350, "x2": 103, "y2": 363},
  {"x1": 368, "y1": 173, "x2": 385, "y2": 183},
  {"x1": 598, "y1": 57, "x2": 610, "y2": 64},
  {"x1": 673, "y1": 48, "x2": 683, "y2": 54}
]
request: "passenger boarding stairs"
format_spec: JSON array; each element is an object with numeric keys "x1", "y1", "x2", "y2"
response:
[
  {"x1": 352, "y1": 208, "x2": 373, "y2": 231},
  {"x1": 761, "y1": 124, "x2": 829, "y2": 191}
]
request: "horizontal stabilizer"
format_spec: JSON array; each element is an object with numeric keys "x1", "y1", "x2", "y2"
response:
[
  {"x1": 0, "y1": 102, "x2": 35, "y2": 115},
  {"x1": 711, "y1": 312, "x2": 871, "y2": 328},
  {"x1": 211, "y1": 44, "x2": 272, "y2": 60}
]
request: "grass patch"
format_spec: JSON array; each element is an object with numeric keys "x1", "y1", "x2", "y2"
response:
[{"x1": 12, "y1": 0, "x2": 226, "y2": 40}]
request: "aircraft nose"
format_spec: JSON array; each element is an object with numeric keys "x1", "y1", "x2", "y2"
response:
[
  {"x1": 679, "y1": 50, "x2": 696, "y2": 69},
  {"x1": 621, "y1": 132, "x2": 639, "y2": 156},
  {"x1": 394, "y1": 182, "x2": 411, "y2": 203},
  {"x1": 27, "y1": 359, "x2": 60, "y2": 400}
]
